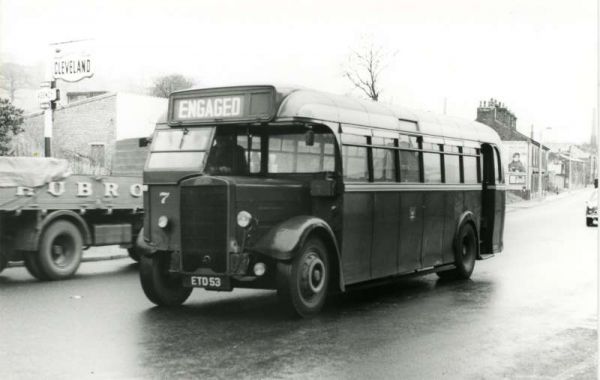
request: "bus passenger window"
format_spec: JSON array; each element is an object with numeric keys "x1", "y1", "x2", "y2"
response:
[
  {"x1": 423, "y1": 152, "x2": 442, "y2": 183},
  {"x1": 372, "y1": 148, "x2": 395, "y2": 182},
  {"x1": 342, "y1": 145, "x2": 368, "y2": 181},
  {"x1": 444, "y1": 154, "x2": 460, "y2": 183},
  {"x1": 463, "y1": 156, "x2": 478, "y2": 184},
  {"x1": 268, "y1": 133, "x2": 335, "y2": 173},
  {"x1": 399, "y1": 150, "x2": 420, "y2": 182}
]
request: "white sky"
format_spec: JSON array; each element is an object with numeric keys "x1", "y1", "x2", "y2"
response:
[{"x1": 0, "y1": 0, "x2": 596, "y2": 143}]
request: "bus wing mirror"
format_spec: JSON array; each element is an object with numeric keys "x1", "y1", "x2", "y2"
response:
[
  {"x1": 138, "y1": 137, "x2": 152, "y2": 147},
  {"x1": 305, "y1": 130, "x2": 315, "y2": 146}
]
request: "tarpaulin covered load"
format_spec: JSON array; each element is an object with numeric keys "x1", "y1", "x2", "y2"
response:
[{"x1": 0, "y1": 157, "x2": 71, "y2": 187}]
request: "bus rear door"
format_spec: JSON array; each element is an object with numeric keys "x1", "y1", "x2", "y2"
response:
[{"x1": 481, "y1": 144, "x2": 505, "y2": 254}]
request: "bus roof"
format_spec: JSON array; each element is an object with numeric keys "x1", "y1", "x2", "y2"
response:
[
  {"x1": 275, "y1": 87, "x2": 501, "y2": 145},
  {"x1": 166, "y1": 84, "x2": 501, "y2": 145}
]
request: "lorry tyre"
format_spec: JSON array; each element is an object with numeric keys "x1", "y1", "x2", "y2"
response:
[
  {"x1": 37, "y1": 220, "x2": 83, "y2": 281},
  {"x1": 437, "y1": 223, "x2": 477, "y2": 280},
  {"x1": 140, "y1": 253, "x2": 192, "y2": 306},
  {"x1": 277, "y1": 237, "x2": 329, "y2": 318},
  {"x1": 24, "y1": 251, "x2": 47, "y2": 280}
]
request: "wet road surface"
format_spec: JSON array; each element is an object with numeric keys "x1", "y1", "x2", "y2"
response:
[{"x1": 0, "y1": 190, "x2": 597, "y2": 379}]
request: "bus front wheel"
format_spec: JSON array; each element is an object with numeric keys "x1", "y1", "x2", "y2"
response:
[
  {"x1": 0, "y1": 252, "x2": 7, "y2": 274},
  {"x1": 277, "y1": 237, "x2": 329, "y2": 318},
  {"x1": 437, "y1": 223, "x2": 477, "y2": 280},
  {"x1": 140, "y1": 253, "x2": 192, "y2": 306}
]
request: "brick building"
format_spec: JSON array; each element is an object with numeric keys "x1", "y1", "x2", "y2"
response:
[
  {"x1": 476, "y1": 98, "x2": 550, "y2": 199},
  {"x1": 13, "y1": 92, "x2": 167, "y2": 175}
]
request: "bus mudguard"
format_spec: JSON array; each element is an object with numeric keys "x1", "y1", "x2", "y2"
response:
[
  {"x1": 136, "y1": 227, "x2": 157, "y2": 256},
  {"x1": 252, "y1": 215, "x2": 345, "y2": 291},
  {"x1": 455, "y1": 211, "x2": 481, "y2": 258}
]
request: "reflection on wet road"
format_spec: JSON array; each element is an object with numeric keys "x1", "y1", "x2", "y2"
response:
[{"x1": 0, "y1": 190, "x2": 596, "y2": 379}]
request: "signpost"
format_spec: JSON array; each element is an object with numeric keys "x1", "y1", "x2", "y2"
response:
[{"x1": 41, "y1": 39, "x2": 94, "y2": 157}]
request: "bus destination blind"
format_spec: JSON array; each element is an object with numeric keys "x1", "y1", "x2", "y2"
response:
[{"x1": 173, "y1": 95, "x2": 244, "y2": 121}]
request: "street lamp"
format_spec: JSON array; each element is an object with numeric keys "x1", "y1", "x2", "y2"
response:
[{"x1": 538, "y1": 127, "x2": 552, "y2": 199}]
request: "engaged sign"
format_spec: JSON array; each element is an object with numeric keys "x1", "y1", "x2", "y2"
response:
[{"x1": 174, "y1": 96, "x2": 244, "y2": 121}]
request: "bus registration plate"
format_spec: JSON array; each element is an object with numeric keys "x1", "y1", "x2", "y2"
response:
[{"x1": 187, "y1": 275, "x2": 231, "y2": 290}]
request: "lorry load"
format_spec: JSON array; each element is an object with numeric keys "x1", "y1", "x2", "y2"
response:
[{"x1": 0, "y1": 157, "x2": 144, "y2": 280}]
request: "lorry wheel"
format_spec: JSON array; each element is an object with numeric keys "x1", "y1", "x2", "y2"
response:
[
  {"x1": 24, "y1": 252, "x2": 47, "y2": 280},
  {"x1": 140, "y1": 253, "x2": 192, "y2": 306},
  {"x1": 437, "y1": 223, "x2": 477, "y2": 280},
  {"x1": 37, "y1": 220, "x2": 83, "y2": 281},
  {"x1": 277, "y1": 237, "x2": 329, "y2": 318}
]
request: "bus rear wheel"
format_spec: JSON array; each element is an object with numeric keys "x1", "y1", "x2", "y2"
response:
[
  {"x1": 277, "y1": 237, "x2": 329, "y2": 318},
  {"x1": 140, "y1": 253, "x2": 192, "y2": 306},
  {"x1": 37, "y1": 220, "x2": 83, "y2": 281},
  {"x1": 437, "y1": 223, "x2": 477, "y2": 280}
]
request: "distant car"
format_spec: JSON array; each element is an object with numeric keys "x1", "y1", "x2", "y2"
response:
[{"x1": 586, "y1": 191, "x2": 598, "y2": 226}]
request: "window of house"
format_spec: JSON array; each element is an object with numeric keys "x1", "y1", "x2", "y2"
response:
[{"x1": 90, "y1": 143, "x2": 106, "y2": 167}]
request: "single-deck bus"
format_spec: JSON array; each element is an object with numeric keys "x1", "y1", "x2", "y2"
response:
[{"x1": 138, "y1": 85, "x2": 505, "y2": 317}]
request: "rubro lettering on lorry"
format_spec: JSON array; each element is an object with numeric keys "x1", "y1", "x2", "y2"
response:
[{"x1": 15, "y1": 182, "x2": 145, "y2": 197}]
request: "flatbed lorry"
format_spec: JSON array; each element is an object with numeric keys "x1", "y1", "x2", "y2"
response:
[{"x1": 0, "y1": 157, "x2": 144, "y2": 280}]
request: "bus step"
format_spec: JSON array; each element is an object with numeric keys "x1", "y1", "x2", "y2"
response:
[{"x1": 478, "y1": 253, "x2": 495, "y2": 260}]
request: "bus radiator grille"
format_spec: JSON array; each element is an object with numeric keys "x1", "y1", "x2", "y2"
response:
[{"x1": 180, "y1": 185, "x2": 228, "y2": 273}]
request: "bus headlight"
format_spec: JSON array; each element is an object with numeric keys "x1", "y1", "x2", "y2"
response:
[
  {"x1": 253, "y1": 262, "x2": 266, "y2": 276},
  {"x1": 157, "y1": 215, "x2": 169, "y2": 229},
  {"x1": 237, "y1": 211, "x2": 252, "y2": 228}
]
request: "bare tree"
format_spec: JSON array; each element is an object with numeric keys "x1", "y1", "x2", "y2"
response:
[
  {"x1": 343, "y1": 42, "x2": 395, "y2": 102},
  {"x1": 150, "y1": 74, "x2": 194, "y2": 98},
  {"x1": 0, "y1": 63, "x2": 33, "y2": 102}
]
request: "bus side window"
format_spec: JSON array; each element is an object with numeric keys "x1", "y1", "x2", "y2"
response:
[
  {"x1": 372, "y1": 147, "x2": 395, "y2": 182},
  {"x1": 238, "y1": 134, "x2": 262, "y2": 173},
  {"x1": 444, "y1": 153, "x2": 460, "y2": 183},
  {"x1": 399, "y1": 150, "x2": 420, "y2": 182},
  {"x1": 341, "y1": 134, "x2": 369, "y2": 181},
  {"x1": 423, "y1": 143, "x2": 443, "y2": 184},
  {"x1": 463, "y1": 149, "x2": 479, "y2": 184},
  {"x1": 494, "y1": 146, "x2": 503, "y2": 183},
  {"x1": 398, "y1": 134, "x2": 420, "y2": 182}
]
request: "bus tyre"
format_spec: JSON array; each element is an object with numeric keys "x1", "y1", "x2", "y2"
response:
[
  {"x1": 128, "y1": 247, "x2": 141, "y2": 262},
  {"x1": 277, "y1": 238, "x2": 329, "y2": 318},
  {"x1": 37, "y1": 220, "x2": 83, "y2": 281},
  {"x1": 586, "y1": 217, "x2": 594, "y2": 227},
  {"x1": 24, "y1": 251, "x2": 47, "y2": 280},
  {"x1": 0, "y1": 252, "x2": 7, "y2": 274},
  {"x1": 140, "y1": 253, "x2": 192, "y2": 306},
  {"x1": 437, "y1": 223, "x2": 477, "y2": 280}
]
